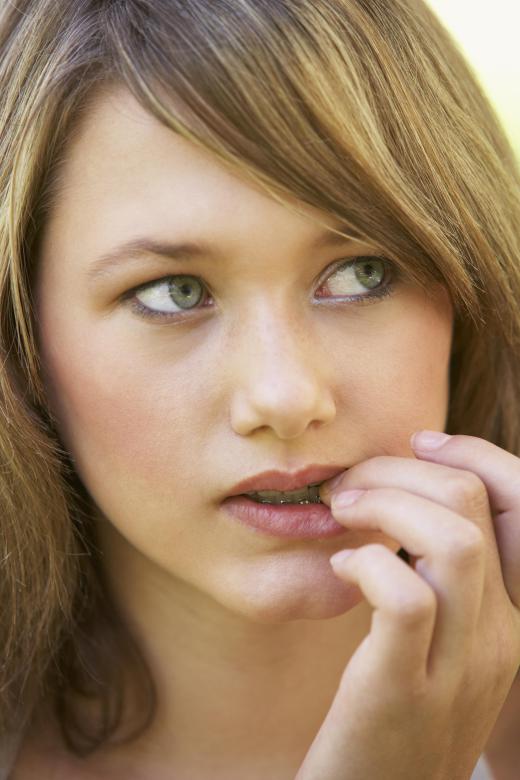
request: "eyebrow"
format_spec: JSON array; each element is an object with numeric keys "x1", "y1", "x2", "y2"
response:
[{"x1": 85, "y1": 228, "x2": 357, "y2": 283}]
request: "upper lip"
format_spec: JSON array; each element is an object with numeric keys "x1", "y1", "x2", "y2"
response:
[{"x1": 226, "y1": 464, "x2": 346, "y2": 497}]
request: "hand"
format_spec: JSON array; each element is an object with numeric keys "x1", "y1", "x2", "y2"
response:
[{"x1": 294, "y1": 432, "x2": 520, "y2": 780}]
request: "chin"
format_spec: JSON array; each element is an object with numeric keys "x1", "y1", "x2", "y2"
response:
[{"x1": 204, "y1": 559, "x2": 367, "y2": 624}]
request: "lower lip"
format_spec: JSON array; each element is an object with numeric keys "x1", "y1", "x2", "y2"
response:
[{"x1": 221, "y1": 496, "x2": 347, "y2": 539}]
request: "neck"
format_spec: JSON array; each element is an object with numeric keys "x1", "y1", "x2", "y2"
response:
[{"x1": 91, "y1": 522, "x2": 373, "y2": 778}]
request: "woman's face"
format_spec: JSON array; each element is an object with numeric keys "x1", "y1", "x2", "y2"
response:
[{"x1": 35, "y1": 86, "x2": 453, "y2": 621}]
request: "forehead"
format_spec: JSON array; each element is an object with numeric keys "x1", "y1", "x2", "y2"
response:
[
  {"x1": 54, "y1": 85, "x2": 254, "y2": 209},
  {"x1": 41, "y1": 86, "x2": 351, "y2": 261}
]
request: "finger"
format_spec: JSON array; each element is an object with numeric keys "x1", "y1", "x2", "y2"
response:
[
  {"x1": 410, "y1": 432, "x2": 520, "y2": 608},
  {"x1": 320, "y1": 455, "x2": 494, "y2": 546},
  {"x1": 319, "y1": 453, "x2": 501, "y2": 601},
  {"x1": 331, "y1": 488, "x2": 486, "y2": 676},
  {"x1": 330, "y1": 544, "x2": 436, "y2": 684}
]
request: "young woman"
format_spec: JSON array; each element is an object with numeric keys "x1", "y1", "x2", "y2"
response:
[{"x1": 1, "y1": 1, "x2": 520, "y2": 778}]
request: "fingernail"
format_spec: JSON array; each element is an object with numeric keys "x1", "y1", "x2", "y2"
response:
[
  {"x1": 330, "y1": 549, "x2": 355, "y2": 566},
  {"x1": 411, "y1": 430, "x2": 451, "y2": 450},
  {"x1": 332, "y1": 489, "x2": 366, "y2": 509}
]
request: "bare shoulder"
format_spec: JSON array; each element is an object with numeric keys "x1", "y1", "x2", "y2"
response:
[
  {"x1": 11, "y1": 734, "x2": 115, "y2": 780},
  {"x1": 9, "y1": 705, "x2": 145, "y2": 780},
  {"x1": 10, "y1": 709, "x2": 70, "y2": 780},
  {"x1": 9, "y1": 706, "x2": 96, "y2": 780}
]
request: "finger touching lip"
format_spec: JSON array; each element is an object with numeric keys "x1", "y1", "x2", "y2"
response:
[{"x1": 319, "y1": 471, "x2": 348, "y2": 503}]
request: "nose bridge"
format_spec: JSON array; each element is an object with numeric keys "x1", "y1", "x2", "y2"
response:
[
  {"x1": 228, "y1": 296, "x2": 336, "y2": 438},
  {"x1": 236, "y1": 293, "x2": 314, "y2": 372}
]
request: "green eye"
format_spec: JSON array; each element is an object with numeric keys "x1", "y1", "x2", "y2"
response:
[
  {"x1": 353, "y1": 257, "x2": 386, "y2": 289},
  {"x1": 130, "y1": 274, "x2": 209, "y2": 318},
  {"x1": 125, "y1": 254, "x2": 400, "y2": 324},
  {"x1": 320, "y1": 255, "x2": 391, "y2": 298},
  {"x1": 166, "y1": 276, "x2": 205, "y2": 310}
]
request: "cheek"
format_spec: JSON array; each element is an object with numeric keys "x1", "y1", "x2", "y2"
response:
[
  {"x1": 40, "y1": 327, "x2": 214, "y2": 511},
  {"x1": 345, "y1": 288, "x2": 453, "y2": 440},
  {"x1": 39, "y1": 284, "x2": 452, "y2": 525}
]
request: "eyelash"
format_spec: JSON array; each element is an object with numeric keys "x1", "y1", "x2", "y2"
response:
[{"x1": 122, "y1": 255, "x2": 401, "y2": 323}]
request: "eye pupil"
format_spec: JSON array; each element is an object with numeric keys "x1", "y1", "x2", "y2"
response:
[
  {"x1": 168, "y1": 276, "x2": 204, "y2": 309},
  {"x1": 354, "y1": 257, "x2": 385, "y2": 290}
]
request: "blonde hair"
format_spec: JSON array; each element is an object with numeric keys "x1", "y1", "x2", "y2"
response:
[{"x1": 1, "y1": 0, "x2": 520, "y2": 757}]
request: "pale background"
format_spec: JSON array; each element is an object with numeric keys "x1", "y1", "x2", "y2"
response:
[{"x1": 427, "y1": 0, "x2": 520, "y2": 160}]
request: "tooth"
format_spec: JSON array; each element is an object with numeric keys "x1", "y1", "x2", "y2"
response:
[
  {"x1": 253, "y1": 488, "x2": 311, "y2": 501},
  {"x1": 245, "y1": 484, "x2": 322, "y2": 504},
  {"x1": 245, "y1": 482, "x2": 322, "y2": 499}
]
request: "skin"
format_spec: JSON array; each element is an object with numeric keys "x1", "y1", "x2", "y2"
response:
[
  {"x1": 483, "y1": 671, "x2": 520, "y2": 779},
  {"x1": 21, "y1": 83, "x2": 462, "y2": 778},
  {"x1": 296, "y1": 436, "x2": 520, "y2": 779}
]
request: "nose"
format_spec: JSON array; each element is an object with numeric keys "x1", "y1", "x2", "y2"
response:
[{"x1": 229, "y1": 302, "x2": 336, "y2": 439}]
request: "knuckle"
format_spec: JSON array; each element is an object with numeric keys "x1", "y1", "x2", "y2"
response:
[
  {"x1": 390, "y1": 589, "x2": 436, "y2": 626},
  {"x1": 446, "y1": 471, "x2": 489, "y2": 515},
  {"x1": 448, "y1": 526, "x2": 486, "y2": 566}
]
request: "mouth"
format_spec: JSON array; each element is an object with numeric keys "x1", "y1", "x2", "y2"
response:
[
  {"x1": 242, "y1": 482, "x2": 323, "y2": 505},
  {"x1": 227, "y1": 465, "x2": 346, "y2": 500},
  {"x1": 221, "y1": 488, "x2": 347, "y2": 539}
]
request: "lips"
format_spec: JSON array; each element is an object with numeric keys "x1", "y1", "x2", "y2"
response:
[{"x1": 226, "y1": 464, "x2": 347, "y2": 498}]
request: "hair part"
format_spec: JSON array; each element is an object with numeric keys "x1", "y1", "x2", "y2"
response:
[{"x1": 1, "y1": 0, "x2": 520, "y2": 757}]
